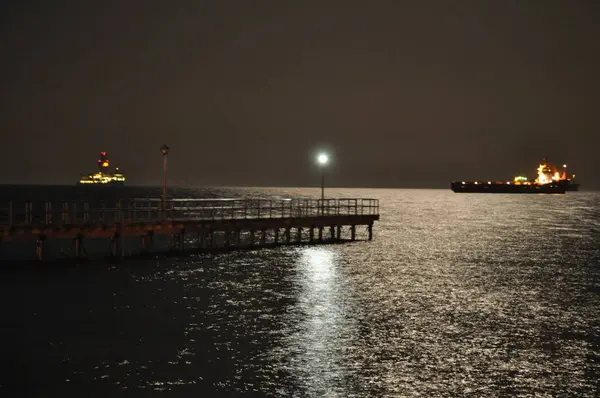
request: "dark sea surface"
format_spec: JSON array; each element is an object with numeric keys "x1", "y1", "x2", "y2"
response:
[{"x1": 1, "y1": 185, "x2": 600, "y2": 397}]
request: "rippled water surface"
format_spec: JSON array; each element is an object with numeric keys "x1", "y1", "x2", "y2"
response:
[{"x1": 2, "y1": 187, "x2": 600, "y2": 396}]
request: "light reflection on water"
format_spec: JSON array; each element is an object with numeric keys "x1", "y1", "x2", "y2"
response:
[
  {"x1": 290, "y1": 248, "x2": 346, "y2": 394},
  {"x1": 2, "y1": 188, "x2": 600, "y2": 396}
]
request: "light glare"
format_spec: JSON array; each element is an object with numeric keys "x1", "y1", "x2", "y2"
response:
[{"x1": 317, "y1": 153, "x2": 329, "y2": 165}]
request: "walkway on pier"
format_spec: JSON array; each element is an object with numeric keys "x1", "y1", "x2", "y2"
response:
[{"x1": 0, "y1": 198, "x2": 379, "y2": 260}]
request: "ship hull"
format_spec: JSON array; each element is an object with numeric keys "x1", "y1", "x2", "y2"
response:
[
  {"x1": 451, "y1": 182, "x2": 566, "y2": 194},
  {"x1": 77, "y1": 180, "x2": 125, "y2": 186},
  {"x1": 566, "y1": 183, "x2": 580, "y2": 191}
]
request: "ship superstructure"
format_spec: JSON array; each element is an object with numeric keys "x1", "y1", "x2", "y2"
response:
[
  {"x1": 78, "y1": 152, "x2": 126, "y2": 185},
  {"x1": 532, "y1": 157, "x2": 579, "y2": 190}
]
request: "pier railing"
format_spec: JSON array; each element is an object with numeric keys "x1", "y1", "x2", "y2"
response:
[{"x1": 0, "y1": 198, "x2": 379, "y2": 227}]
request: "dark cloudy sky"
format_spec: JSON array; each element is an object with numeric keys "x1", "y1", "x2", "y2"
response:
[{"x1": 1, "y1": 0, "x2": 598, "y2": 188}]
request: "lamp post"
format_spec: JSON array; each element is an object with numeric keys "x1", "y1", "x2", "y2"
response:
[
  {"x1": 317, "y1": 153, "x2": 329, "y2": 215},
  {"x1": 160, "y1": 144, "x2": 170, "y2": 213}
]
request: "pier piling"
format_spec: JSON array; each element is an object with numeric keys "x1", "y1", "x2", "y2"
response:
[
  {"x1": 35, "y1": 235, "x2": 45, "y2": 261},
  {"x1": 73, "y1": 233, "x2": 85, "y2": 258}
]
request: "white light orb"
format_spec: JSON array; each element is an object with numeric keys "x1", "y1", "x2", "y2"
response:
[{"x1": 317, "y1": 153, "x2": 329, "y2": 165}]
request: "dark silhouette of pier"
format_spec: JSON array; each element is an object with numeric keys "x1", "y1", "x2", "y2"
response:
[{"x1": 0, "y1": 198, "x2": 379, "y2": 261}]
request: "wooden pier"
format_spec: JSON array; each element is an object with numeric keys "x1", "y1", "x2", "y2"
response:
[{"x1": 0, "y1": 198, "x2": 379, "y2": 261}]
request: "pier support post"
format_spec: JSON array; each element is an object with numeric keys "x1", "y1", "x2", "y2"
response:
[
  {"x1": 170, "y1": 231, "x2": 183, "y2": 251},
  {"x1": 309, "y1": 227, "x2": 314, "y2": 242},
  {"x1": 110, "y1": 235, "x2": 116, "y2": 256},
  {"x1": 260, "y1": 229, "x2": 267, "y2": 246},
  {"x1": 368, "y1": 224, "x2": 373, "y2": 241},
  {"x1": 110, "y1": 233, "x2": 121, "y2": 258},
  {"x1": 285, "y1": 227, "x2": 291, "y2": 244},
  {"x1": 207, "y1": 230, "x2": 214, "y2": 248},
  {"x1": 147, "y1": 231, "x2": 154, "y2": 251},
  {"x1": 141, "y1": 232, "x2": 153, "y2": 253},
  {"x1": 234, "y1": 230, "x2": 241, "y2": 247},
  {"x1": 73, "y1": 233, "x2": 85, "y2": 258},
  {"x1": 224, "y1": 230, "x2": 230, "y2": 248},
  {"x1": 35, "y1": 235, "x2": 46, "y2": 261},
  {"x1": 350, "y1": 225, "x2": 356, "y2": 241},
  {"x1": 25, "y1": 201, "x2": 32, "y2": 225},
  {"x1": 75, "y1": 235, "x2": 81, "y2": 258},
  {"x1": 318, "y1": 227, "x2": 323, "y2": 242},
  {"x1": 249, "y1": 230, "x2": 255, "y2": 247},
  {"x1": 170, "y1": 234, "x2": 176, "y2": 251},
  {"x1": 197, "y1": 231, "x2": 203, "y2": 250},
  {"x1": 274, "y1": 228, "x2": 279, "y2": 244},
  {"x1": 336, "y1": 226, "x2": 341, "y2": 241},
  {"x1": 297, "y1": 227, "x2": 302, "y2": 243},
  {"x1": 329, "y1": 226, "x2": 335, "y2": 241}
]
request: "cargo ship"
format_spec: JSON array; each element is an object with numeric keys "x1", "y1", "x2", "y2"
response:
[
  {"x1": 451, "y1": 157, "x2": 578, "y2": 194},
  {"x1": 78, "y1": 152, "x2": 126, "y2": 186}
]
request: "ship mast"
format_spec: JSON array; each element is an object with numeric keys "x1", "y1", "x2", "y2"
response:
[{"x1": 98, "y1": 152, "x2": 110, "y2": 174}]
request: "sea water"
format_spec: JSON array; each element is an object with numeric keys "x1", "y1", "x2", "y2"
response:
[{"x1": 1, "y1": 186, "x2": 599, "y2": 396}]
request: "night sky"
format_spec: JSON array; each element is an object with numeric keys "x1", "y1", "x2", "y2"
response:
[{"x1": 1, "y1": 1, "x2": 598, "y2": 188}]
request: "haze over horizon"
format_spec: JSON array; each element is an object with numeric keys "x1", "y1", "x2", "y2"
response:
[{"x1": 1, "y1": 1, "x2": 598, "y2": 189}]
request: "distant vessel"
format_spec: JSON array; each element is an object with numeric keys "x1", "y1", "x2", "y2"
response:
[
  {"x1": 451, "y1": 157, "x2": 578, "y2": 194},
  {"x1": 78, "y1": 152, "x2": 126, "y2": 186}
]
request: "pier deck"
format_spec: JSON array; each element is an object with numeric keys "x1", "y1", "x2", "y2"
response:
[{"x1": 0, "y1": 198, "x2": 379, "y2": 260}]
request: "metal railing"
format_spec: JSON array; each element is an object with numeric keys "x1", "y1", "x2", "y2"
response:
[{"x1": 0, "y1": 198, "x2": 379, "y2": 227}]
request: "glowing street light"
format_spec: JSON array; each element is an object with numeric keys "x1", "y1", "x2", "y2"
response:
[
  {"x1": 160, "y1": 144, "x2": 170, "y2": 213},
  {"x1": 316, "y1": 152, "x2": 329, "y2": 215},
  {"x1": 317, "y1": 153, "x2": 329, "y2": 166}
]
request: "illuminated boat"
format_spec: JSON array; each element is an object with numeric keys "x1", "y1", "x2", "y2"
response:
[
  {"x1": 451, "y1": 181, "x2": 566, "y2": 194},
  {"x1": 451, "y1": 157, "x2": 578, "y2": 194},
  {"x1": 78, "y1": 152, "x2": 126, "y2": 186}
]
